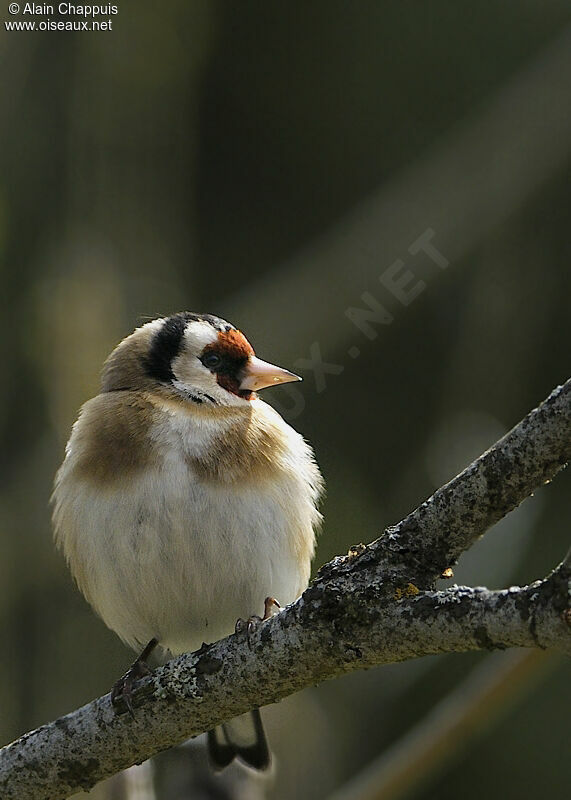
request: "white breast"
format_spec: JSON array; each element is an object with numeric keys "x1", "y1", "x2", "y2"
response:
[{"x1": 53, "y1": 398, "x2": 322, "y2": 656}]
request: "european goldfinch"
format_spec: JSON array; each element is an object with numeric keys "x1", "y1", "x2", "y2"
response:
[{"x1": 52, "y1": 312, "x2": 323, "y2": 770}]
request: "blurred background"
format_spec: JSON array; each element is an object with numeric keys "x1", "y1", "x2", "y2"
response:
[{"x1": 1, "y1": 1, "x2": 570, "y2": 798}]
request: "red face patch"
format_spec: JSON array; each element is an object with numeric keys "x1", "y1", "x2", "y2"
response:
[
  {"x1": 201, "y1": 329, "x2": 255, "y2": 399},
  {"x1": 215, "y1": 329, "x2": 255, "y2": 359}
]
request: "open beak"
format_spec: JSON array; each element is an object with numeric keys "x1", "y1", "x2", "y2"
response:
[{"x1": 240, "y1": 356, "x2": 302, "y2": 392}]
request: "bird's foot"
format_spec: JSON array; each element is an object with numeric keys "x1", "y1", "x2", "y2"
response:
[
  {"x1": 111, "y1": 637, "x2": 158, "y2": 718},
  {"x1": 263, "y1": 596, "x2": 281, "y2": 620},
  {"x1": 235, "y1": 597, "x2": 281, "y2": 649}
]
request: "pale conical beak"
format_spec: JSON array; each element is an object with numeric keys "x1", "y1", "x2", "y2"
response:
[{"x1": 240, "y1": 356, "x2": 302, "y2": 392}]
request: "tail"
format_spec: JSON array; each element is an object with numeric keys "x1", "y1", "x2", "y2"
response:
[{"x1": 207, "y1": 708, "x2": 270, "y2": 771}]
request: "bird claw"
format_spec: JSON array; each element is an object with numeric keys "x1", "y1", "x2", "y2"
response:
[
  {"x1": 111, "y1": 637, "x2": 158, "y2": 718},
  {"x1": 235, "y1": 616, "x2": 260, "y2": 649},
  {"x1": 111, "y1": 660, "x2": 152, "y2": 718},
  {"x1": 235, "y1": 597, "x2": 282, "y2": 650},
  {"x1": 263, "y1": 596, "x2": 281, "y2": 619}
]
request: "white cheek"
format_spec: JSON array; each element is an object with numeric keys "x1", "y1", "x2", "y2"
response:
[
  {"x1": 170, "y1": 356, "x2": 210, "y2": 388},
  {"x1": 170, "y1": 322, "x2": 226, "y2": 399},
  {"x1": 171, "y1": 348, "x2": 250, "y2": 409},
  {"x1": 170, "y1": 366, "x2": 248, "y2": 408}
]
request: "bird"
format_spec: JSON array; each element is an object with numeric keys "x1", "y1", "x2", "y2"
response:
[{"x1": 52, "y1": 311, "x2": 324, "y2": 771}]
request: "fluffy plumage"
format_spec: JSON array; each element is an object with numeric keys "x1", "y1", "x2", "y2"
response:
[{"x1": 52, "y1": 313, "x2": 323, "y2": 770}]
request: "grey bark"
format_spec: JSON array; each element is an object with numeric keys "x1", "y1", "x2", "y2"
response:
[{"x1": 1, "y1": 380, "x2": 570, "y2": 800}]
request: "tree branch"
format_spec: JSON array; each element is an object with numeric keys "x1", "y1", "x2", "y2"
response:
[
  {"x1": 320, "y1": 378, "x2": 571, "y2": 587},
  {"x1": 1, "y1": 380, "x2": 570, "y2": 800}
]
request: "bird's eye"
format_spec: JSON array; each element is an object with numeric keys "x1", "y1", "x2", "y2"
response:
[{"x1": 202, "y1": 352, "x2": 222, "y2": 369}]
